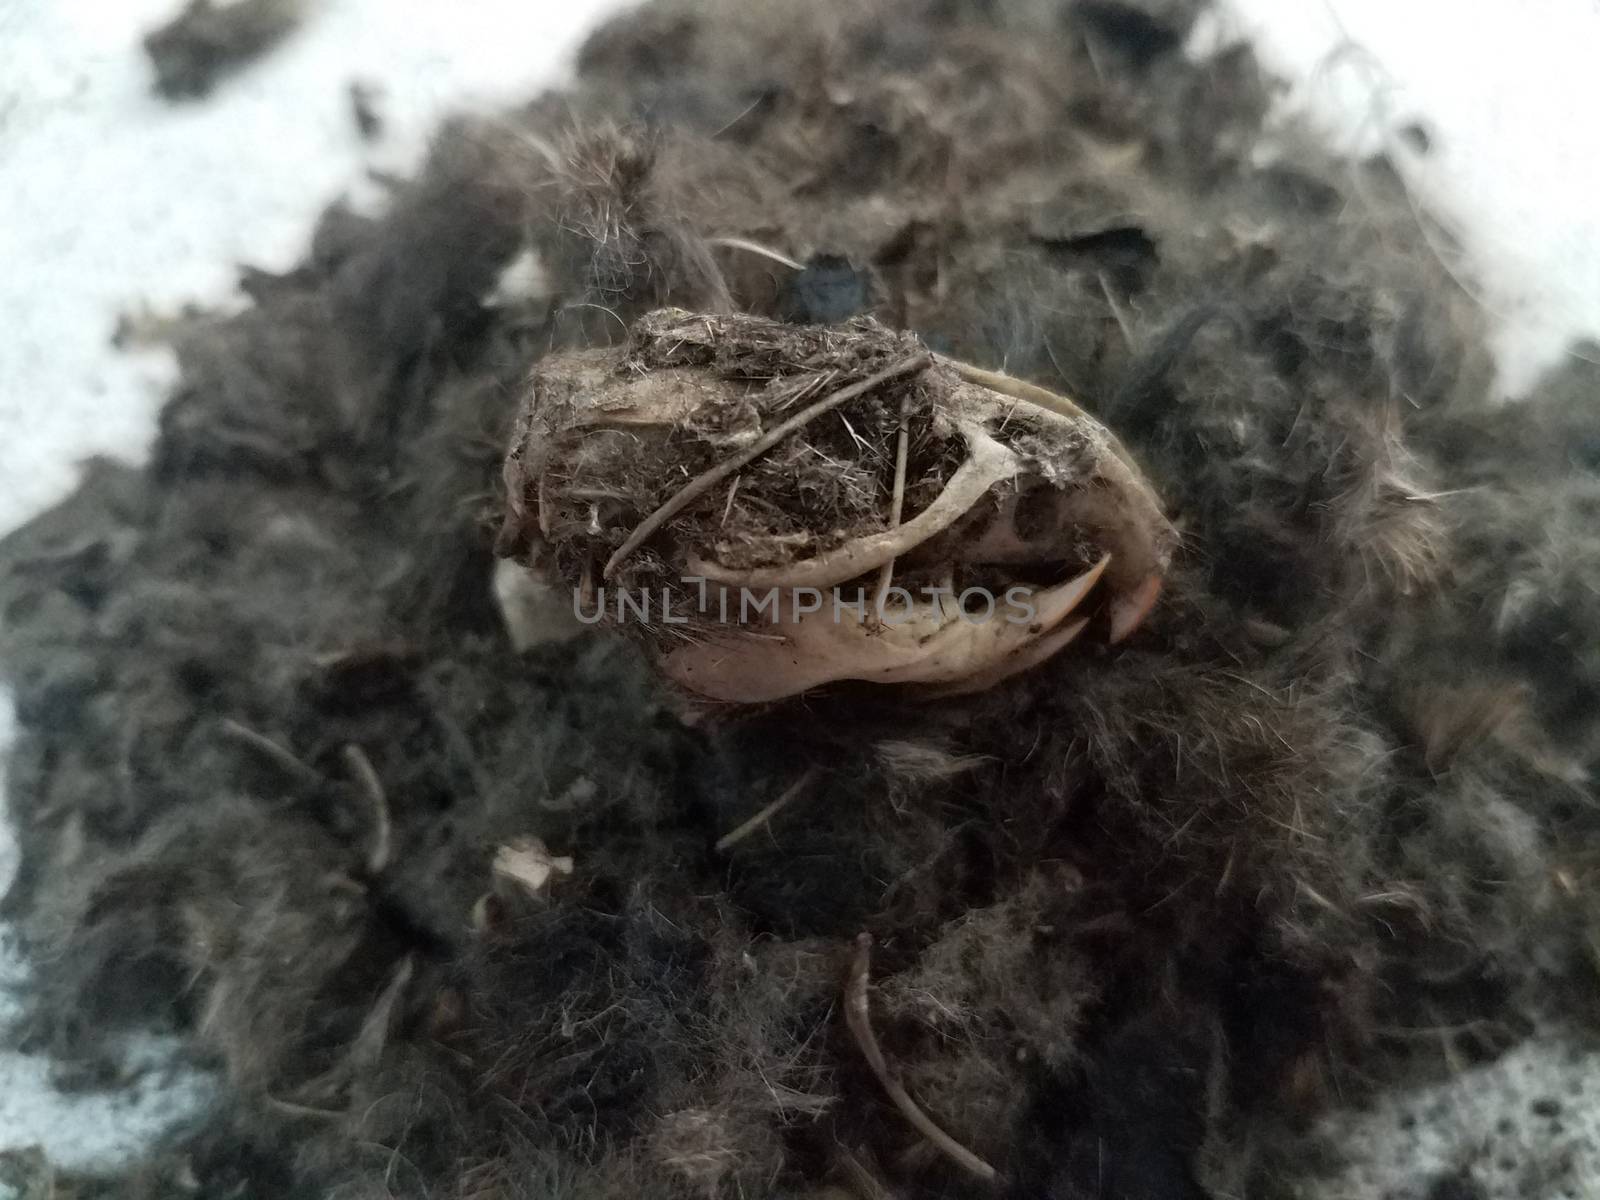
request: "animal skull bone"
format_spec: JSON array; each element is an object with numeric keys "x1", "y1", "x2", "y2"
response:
[{"x1": 496, "y1": 310, "x2": 1175, "y2": 704}]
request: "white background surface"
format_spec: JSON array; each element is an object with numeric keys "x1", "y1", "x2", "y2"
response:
[{"x1": 2, "y1": 0, "x2": 1599, "y2": 1172}]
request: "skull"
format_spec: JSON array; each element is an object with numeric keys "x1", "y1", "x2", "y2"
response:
[{"x1": 497, "y1": 309, "x2": 1175, "y2": 704}]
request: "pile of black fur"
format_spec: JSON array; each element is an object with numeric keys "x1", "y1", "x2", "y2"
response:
[{"x1": 4, "y1": 1, "x2": 1600, "y2": 1196}]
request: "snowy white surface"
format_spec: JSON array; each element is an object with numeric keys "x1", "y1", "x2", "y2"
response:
[
  {"x1": 1, "y1": 0, "x2": 1599, "y2": 1176},
  {"x1": 0, "y1": 938, "x2": 214, "y2": 1170},
  {"x1": 1309, "y1": 1035, "x2": 1600, "y2": 1200},
  {"x1": 0, "y1": 0, "x2": 630, "y2": 537}
]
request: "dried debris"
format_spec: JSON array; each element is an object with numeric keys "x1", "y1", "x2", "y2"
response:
[
  {"x1": 144, "y1": 0, "x2": 306, "y2": 100},
  {"x1": 2, "y1": 0, "x2": 1597, "y2": 1197},
  {"x1": 491, "y1": 837, "x2": 575, "y2": 897},
  {"x1": 348, "y1": 79, "x2": 385, "y2": 141},
  {"x1": 845, "y1": 933, "x2": 999, "y2": 1184}
]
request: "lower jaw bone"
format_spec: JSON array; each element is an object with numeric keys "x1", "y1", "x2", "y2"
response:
[{"x1": 661, "y1": 556, "x2": 1110, "y2": 703}]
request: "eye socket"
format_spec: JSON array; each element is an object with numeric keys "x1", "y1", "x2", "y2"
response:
[{"x1": 982, "y1": 411, "x2": 1045, "y2": 446}]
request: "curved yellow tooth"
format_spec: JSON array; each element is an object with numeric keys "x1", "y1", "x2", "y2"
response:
[
  {"x1": 869, "y1": 554, "x2": 1109, "y2": 686},
  {"x1": 919, "y1": 617, "x2": 1091, "y2": 698},
  {"x1": 1108, "y1": 573, "x2": 1163, "y2": 644},
  {"x1": 1023, "y1": 554, "x2": 1110, "y2": 631}
]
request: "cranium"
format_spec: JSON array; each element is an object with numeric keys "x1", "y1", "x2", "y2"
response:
[{"x1": 497, "y1": 310, "x2": 1175, "y2": 704}]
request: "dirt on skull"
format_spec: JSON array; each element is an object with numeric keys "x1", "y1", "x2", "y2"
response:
[
  {"x1": 4, "y1": 1, "x2": 1600, "y2": 1198},
  {"x1": 497, "y1": 309, "x2": 1176, "y2": 703}
]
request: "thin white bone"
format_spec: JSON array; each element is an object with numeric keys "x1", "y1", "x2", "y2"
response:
[{"x1": 686, "y1": 424, "x2": 1018, "y2": 591}]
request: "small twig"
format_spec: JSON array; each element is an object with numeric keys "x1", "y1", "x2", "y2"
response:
[
  {"x1": 837, "y1": 1146, "x2": 899, "y2": 1200},
  {"x1": 579, "y1": 558, "x2": 596, "y2": 610},
  {"x1": 420, "y1": 682, "x2": 494, "y2": 806},
  {"x1": 350, "y1": 955, "x2": 414, "y2": 1072},
  {"x1": 715, "y1": 767, "x2": 821, "y2": 853},
  {"x1": 1098, "y1": 271, "x2": 1136, "y2": 350},
  {"x1": 874, "y1": 395, "x2": 913, "y2": 615},
  {"x1": 705, "y1": 235, "x2": 805, "y2": 271},
  {"x1": 115, "y1": 715, "x2": 141, "y2": 808},
  {"x1": 844, "y1": 933, "x2": 998, "y2": 1184},
  {"x1": 603, "y1": 353, "x2": 933, "y2": 579},
  {"x1": 217, "y1": 719, "x2": 322, "y2": 789},
  {"x1": 565, "y1": 301, "x2": 630, "y2": 339},
  {"x1": 342, "y1": 744, "x2": 391, "y2": 875},
  {"x1": 264, "y1": 1097, "x2": 343, "y2": 1121},
  {"x1": 709, "y1": 92, "x2": 772, "y2": 140}
]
